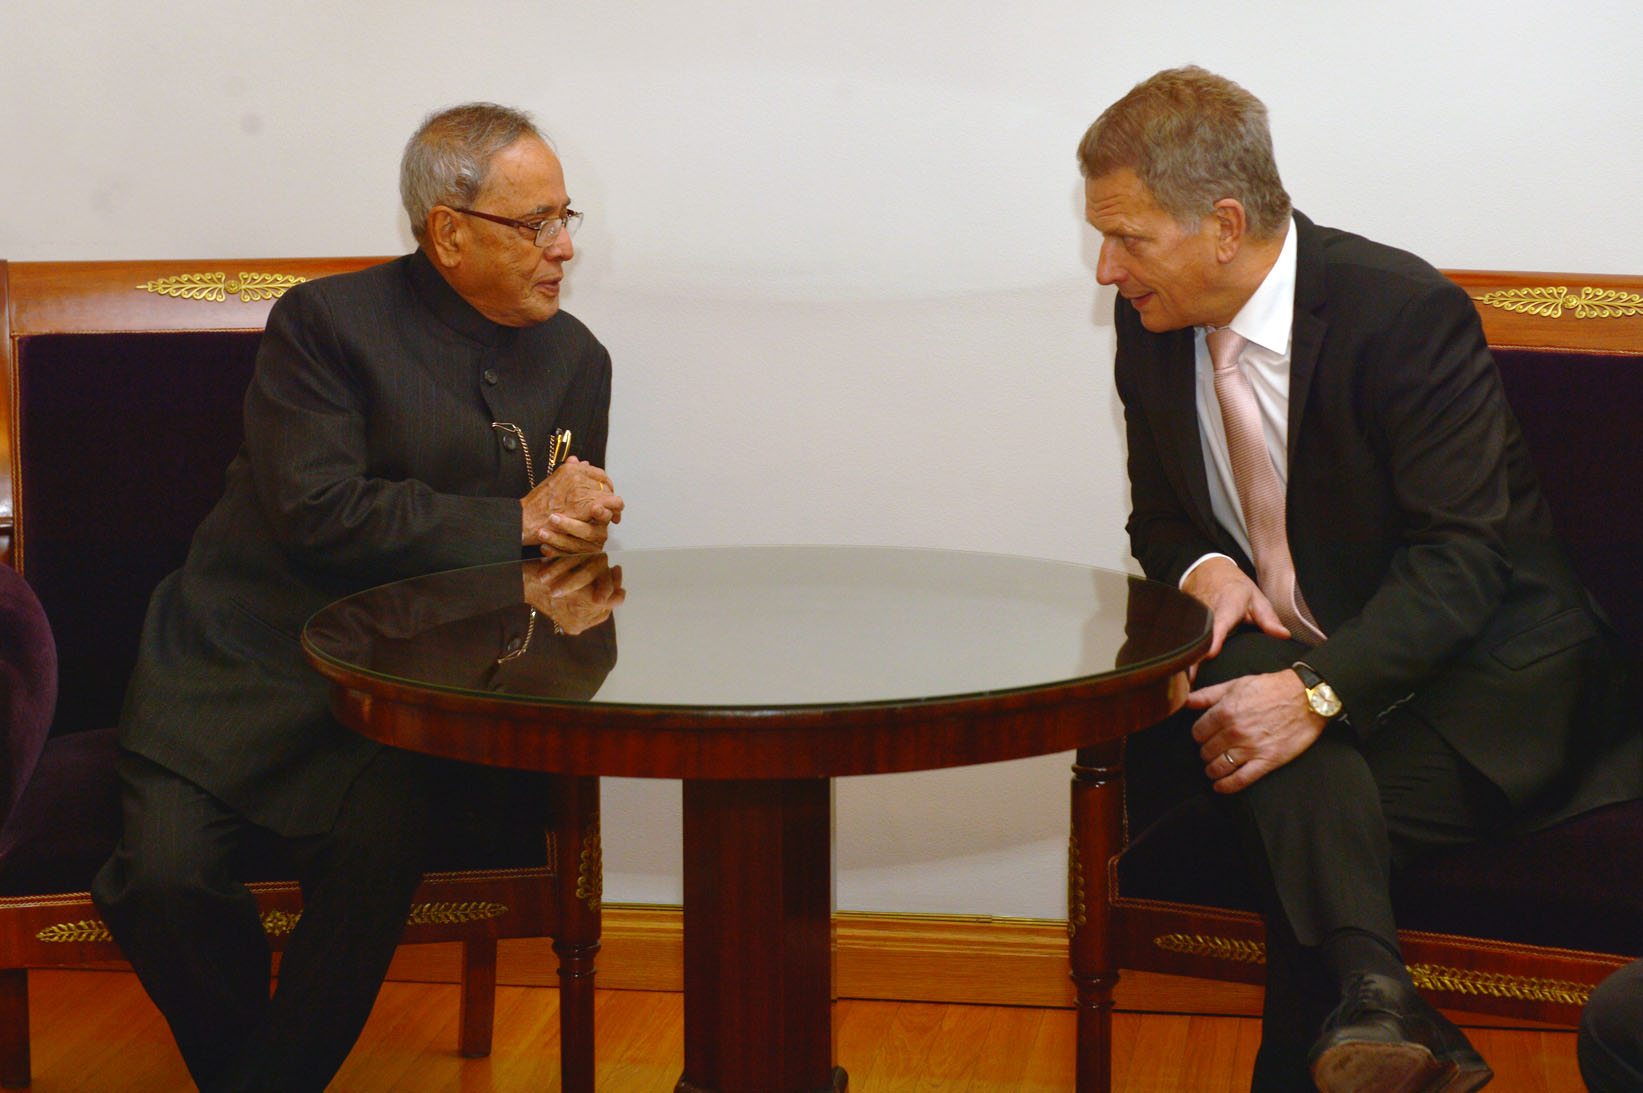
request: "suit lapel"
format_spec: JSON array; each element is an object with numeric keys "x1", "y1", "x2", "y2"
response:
[{"x1": 1288, "y1": 213, "x2": 1328, "y2": 461}]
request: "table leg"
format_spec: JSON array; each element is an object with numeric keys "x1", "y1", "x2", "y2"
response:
[
  {"x1": 1070, "y1": 741, "x2": 1124, "y2": 1093},
  {"x1": 676, "y1": 778, "x2": 847, "y2": 1093},
  {"x1": 553, "y1": 774, "x2": 602, "y2": 1093}
]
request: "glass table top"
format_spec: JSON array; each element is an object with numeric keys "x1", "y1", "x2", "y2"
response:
[{"x1": 302, "y1": 545, "x2": 1210, "y2": 713}]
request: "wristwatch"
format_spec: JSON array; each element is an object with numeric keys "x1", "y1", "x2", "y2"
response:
[{"x1": 1291, "y1": 661, "x2": 1343, "y2": 719}]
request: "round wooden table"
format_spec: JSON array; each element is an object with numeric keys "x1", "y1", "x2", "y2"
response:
[{"x1": 303, "y1": 545, "x2": 1209, "y2": 1093}]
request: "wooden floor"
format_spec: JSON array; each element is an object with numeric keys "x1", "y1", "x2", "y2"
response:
[{"x1": 23, "y1": 968, "x2": 1587, "y2": 1091}]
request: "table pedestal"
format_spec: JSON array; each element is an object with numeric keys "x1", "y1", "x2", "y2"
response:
[{"x1": 677, "y1": 778, "x2": 848, "y2": 1093}]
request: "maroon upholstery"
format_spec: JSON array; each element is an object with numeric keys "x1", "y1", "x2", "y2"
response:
[
  {"x1": 15, "y1": 331, "x2": 261, "y2": 741},
  {"x1": 1493, "y1": 349, "x2": 1643, "y2": 653},
  {"x1": 1395, "y1": 801, "x2": 1643, "y2": 955},
  {"x1": 0, "y1": 564, "x2": 57, "y2": 821},
  {"x1": 0, "y1": 563, "x2": 120, "y2": 896}
]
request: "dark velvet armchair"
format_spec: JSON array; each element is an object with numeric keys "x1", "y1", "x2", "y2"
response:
[
  {"x1": 1102, "y1": 269, "x2": 1643, "y2": 1039},
  {"x1": 0, "y1": 258, "x2": 602, "y2": 1089}
]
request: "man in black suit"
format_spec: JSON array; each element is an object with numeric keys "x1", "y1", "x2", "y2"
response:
[
  {"x1": 91, "y1": 102, "x2": 625, "y2": 1092},
  {"x1": 1080, "y1": 67, "x2": 1632, "y2": 1092}
]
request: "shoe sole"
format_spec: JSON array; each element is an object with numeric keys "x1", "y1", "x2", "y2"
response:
[
  {"x1": 1310, "y1": 1041, "x2": 1450, "y2": 1093},
  {"x1": 1432, "y1": 1061, "x2": 1494, "y2": 1093}
]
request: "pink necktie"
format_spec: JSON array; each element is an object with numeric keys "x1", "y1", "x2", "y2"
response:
[{"x1": 1207, "y1": 327, "x2": 1324, "y2": 644}]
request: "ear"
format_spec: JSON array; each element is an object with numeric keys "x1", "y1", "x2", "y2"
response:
[
  {"x1": 425, "y1": 207, "x2": 464, "y2": 269},
  {"x1": 1210, "y1": 198, "x2": 1247, "y2": 263}
]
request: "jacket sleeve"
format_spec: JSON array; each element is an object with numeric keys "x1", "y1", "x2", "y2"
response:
[{"x1": 242, "y1": 285, "x2": 524, "y2": 582}]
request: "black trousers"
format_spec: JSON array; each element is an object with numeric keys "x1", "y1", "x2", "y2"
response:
[
  {"x1": 91, "y1": 746, "x2": 439, "y2": 1092},
  {"x1": 1580, "y1": 957, "x2": 1643, "y2": 1092},
  {"x1": 1126, "y1": 628, "x2": 1514, "y2": 1092}
]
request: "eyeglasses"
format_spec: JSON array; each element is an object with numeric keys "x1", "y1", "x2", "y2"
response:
[{"x1": 449, "y1": 206, "x2": 583, "y2": 247}]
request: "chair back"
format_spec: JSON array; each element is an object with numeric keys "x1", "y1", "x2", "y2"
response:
[
  {"x1": 14, "y1": 331, "x2": 259, "y2": 738},
  {"x1": 1494, "y1": 346, "x2": 1643, "y2": 653},
  {"x1": 1, "y1": 258, "x2": 384, "y2": 739}
]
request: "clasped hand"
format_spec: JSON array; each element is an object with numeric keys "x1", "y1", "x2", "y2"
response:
[
  {"x1": 522, "y1": 553, "x2": 625, "y2": 635},
  {"x1": 1179, "y1": 557, "x2": 1326, "y2": 793},
  {"x1": 521, "y1": 457, "x2": 625, "y2": 554}
]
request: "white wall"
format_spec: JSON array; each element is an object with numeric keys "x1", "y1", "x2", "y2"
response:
[{"x1": 5, "y1": 0, "x2": 1641, "y2": 918}]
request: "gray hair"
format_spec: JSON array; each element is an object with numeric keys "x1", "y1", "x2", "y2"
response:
[
  {"x1": 400, "y1": 103, "x2": 549, "y2": 243},
  {"x1": 1077, "y1": 66, "x2": 1291, "y2": 240}
]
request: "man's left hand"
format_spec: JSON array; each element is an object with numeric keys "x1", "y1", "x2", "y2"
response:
[{"x1": 1184, "y1": 669, "x2": 1329, "y2": 792}]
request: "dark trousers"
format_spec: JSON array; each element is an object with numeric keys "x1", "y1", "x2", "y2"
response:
[
  {"x1": 91, "y1": 747, "x2": 438, "y2": 1092},
  {"x1": 1580, "y1": 957, "x2": 1643, "y2": 1092},
  {"x1": 1126, "y1": 628, "x2": 1514, "y2": 1092}
]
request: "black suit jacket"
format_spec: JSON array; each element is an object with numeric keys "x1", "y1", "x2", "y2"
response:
[
  {"x1": 1117, "y1": 213, "x2": 1629, "y2": 816},
  {"x1": 118, "y1": 251, "x2": 612, "y2": 835}
]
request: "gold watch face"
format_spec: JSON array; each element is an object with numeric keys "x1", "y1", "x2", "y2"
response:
[{"x1": 1307, "y1": 682, "x2": 1342, "y2": 718}]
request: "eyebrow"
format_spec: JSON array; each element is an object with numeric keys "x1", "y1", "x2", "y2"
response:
[
  {"x1": 519, "y1": 198, "x2": 573, "y2": 218},
  {"x1": 1099, "y1": 219, "x2": 1146, "y2": 239}
]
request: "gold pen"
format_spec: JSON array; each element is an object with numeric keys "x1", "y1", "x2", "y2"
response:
[{"x1": 546, "y1": 428, "x2": 572, "y2": 476}]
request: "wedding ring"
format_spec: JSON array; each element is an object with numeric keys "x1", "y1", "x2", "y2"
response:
[{"x1": 1223, "y1": 751, "x2": 1238, "y2": 768}]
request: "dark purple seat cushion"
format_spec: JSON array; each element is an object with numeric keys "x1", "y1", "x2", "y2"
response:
[
  {"x1": 0, "y1": 727, "x2": 120, "y2": 896},
  {"x1": 1117, "y1": 792, "x2": 1643, "y2": 956},
  {"x1": 0, "y1": 564, "x2": 118, "y2": 894},
  {"x1": 0, "y1": 723, "x2": 550, "y2": 894},
  {"x1": 1395, "y1": 801, "x2": 1643, "y2": 955}
]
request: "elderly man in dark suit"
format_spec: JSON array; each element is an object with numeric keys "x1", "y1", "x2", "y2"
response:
[
  {"x1": 1081, "y1": 67, "x2": 1632, "y2": 1093},
  {"x1": 90, "y1": 102, "x2": 625, "y2": 1092}
]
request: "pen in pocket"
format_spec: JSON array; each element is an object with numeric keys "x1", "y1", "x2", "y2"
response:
[{"x1": 546, "y1": 428, "x2": 572, "y2": 476}]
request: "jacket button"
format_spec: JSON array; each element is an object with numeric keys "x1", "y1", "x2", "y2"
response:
[
  {"x1": 482, "y1": 368, "x2": 499, "y2": 385},
  {"x1": 502, "y1": 434, "x2": 519, "y2": 451}
]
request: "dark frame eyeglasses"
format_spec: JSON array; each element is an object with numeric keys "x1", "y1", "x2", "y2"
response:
[{"x1": 449, "y1": 206, "x2": 583, "y2": 247}]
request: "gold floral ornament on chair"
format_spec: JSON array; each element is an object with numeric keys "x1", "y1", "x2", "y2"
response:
[
  {"x1": 135, "y1": 272, "x2": 309, "y2": 303},
  {"x1": 1473, "y1": 285, "x2": 1643, "y2": 320}
]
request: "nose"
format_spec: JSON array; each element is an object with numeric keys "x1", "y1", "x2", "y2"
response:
[
  {"x1": 544, "y1": 226, "x2": 574, "y2": 261},
  {"x1": 1095, "y1": 238, "x2": 1123, "y2": 286}
]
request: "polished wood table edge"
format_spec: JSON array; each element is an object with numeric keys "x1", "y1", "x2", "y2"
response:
[
  {"x1": 305, "y1": 632, "x2": 1208, "y2": 780},
  {"x1": 303, "y1": 638, "x2": 1201, "y2": 725}
]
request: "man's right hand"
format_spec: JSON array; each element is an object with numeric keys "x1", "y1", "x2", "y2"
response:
[
  {"x1": 1181, "y1": 555, "x2": 1290, "y2": 668},
  {"x1": 521, "y1": 457, "x2": 625, "y2": 554}
]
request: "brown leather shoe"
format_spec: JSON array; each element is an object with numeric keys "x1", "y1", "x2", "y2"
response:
[{"x1": 1308, "y1": 974, "x2": 1493, "y2": 1093}]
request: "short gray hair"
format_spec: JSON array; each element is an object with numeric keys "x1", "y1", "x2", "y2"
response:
[
  {"x1": 400, "y1": 103, "x2": 548, "y2": 243},
  {"x1": 1077, "y1": 66, "x2": 1291, "y2": 239}
]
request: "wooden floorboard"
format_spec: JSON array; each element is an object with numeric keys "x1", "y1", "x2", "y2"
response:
[{"x1": 20, "y1": 968, "x2": 1586, "y2": 1091}]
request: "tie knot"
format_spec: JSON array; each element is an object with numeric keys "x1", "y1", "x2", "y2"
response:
[{"x1": 1206, "y1": 327, "x2": 1248, "y2": 373}]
